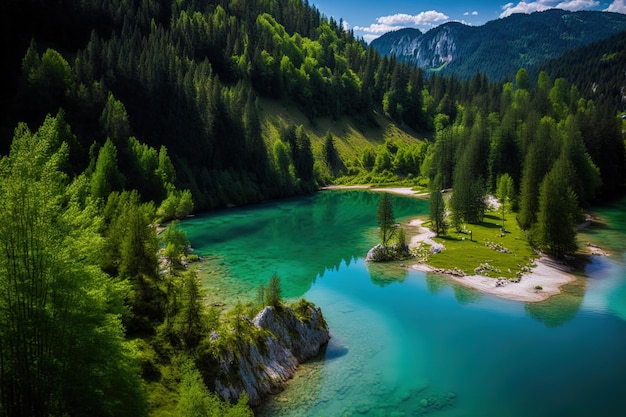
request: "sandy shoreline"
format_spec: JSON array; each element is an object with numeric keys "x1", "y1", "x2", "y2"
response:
[
  {"x1": 406, "y1": 218, "x2": 576, "y2": 303},
  {"x1": 322, "y1": 185, "x2": 429, "y2": 198}
]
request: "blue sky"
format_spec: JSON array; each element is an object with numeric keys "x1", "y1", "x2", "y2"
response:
[{"x1": 311, "y1": 0, "x2": 626, "y2": 42}]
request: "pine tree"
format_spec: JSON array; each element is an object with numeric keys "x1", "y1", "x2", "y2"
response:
[
  {"x1": 377, "y1": 193, "x2": 397, "y2": 246},
  {"x1": 496, "y1": 173, "x2": 515, "y2": 228},
  {"x1": 0, "y1": 121, "x2": 146, "y2": 417},
  {"x1": 534, "y1": 158, "x2": 578, "y2": 257},
  {"x1": 90, "y1": 138, "x2": 125, "y2": 200},
  {"x1": 265, "y1": 274, "x2": 283, "y2": 308},
  {"x1": 429, "y1": 188, "x2": 447, "y2": 235}
]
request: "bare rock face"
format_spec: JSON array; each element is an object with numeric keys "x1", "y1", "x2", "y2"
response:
[
  {"x1": 366, "y1": 243, "x2": 409, "y2": 262},
  {"x1": 213, "y1": 302, "x2": 330, "y2": 406},
  {"x1": 366, "y1": 243, "x2": 391, "y2": 262}
]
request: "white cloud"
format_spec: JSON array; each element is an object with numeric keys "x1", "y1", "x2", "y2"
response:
[
  {"x1": 342, "y1": 20, "x2": 350, "y2": 31},
  {"x1": 362, "y1": 34, "x2": 380, "y2": 43},
  {"x1": 376, "y1": 13, "x2": 419, "y2": 25},
  {"x1": 605, "y1": 0, "x2": 626, "y2": 13},
  {"x1": 500, "y1": 0, "x2": 600, "y2": 17},
  {"x1": 556, "y1": 0, "x2": 599, "y2": 11},
  {"x1": 354, "y1": 10, "x2": 449, "y2": 41},
  {"x1": 500, "y1": 1, "x2": 555, "y2": 18},
  {"x1": 353, "y1": 23, "x2": 400, "y2": 34},
  {"x1": 377, "y1": 10, "x2": 449, "y2": 26},
  {"x1": 472, "y1": 11, "x2": 479, "y2": 15}
]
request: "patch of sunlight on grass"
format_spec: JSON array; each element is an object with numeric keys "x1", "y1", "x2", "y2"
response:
[{"x1": 427, "y1": 212, "x2": 536, "y2": 279}]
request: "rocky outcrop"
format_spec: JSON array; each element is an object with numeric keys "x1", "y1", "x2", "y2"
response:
[
  {"x1": 366, "y1": 243, "x2": 391, "y2": 262},
  {"x1": 212, "y1": 301, "x2": 330, "y2": 406},
  {"x1": 370, "y1": 9, "x2": 626, "y2": 80},
  {"x1": 366, "y1": 242, "x2": 410, "y2": 262}
]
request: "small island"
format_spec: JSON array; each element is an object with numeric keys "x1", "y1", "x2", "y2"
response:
[
  {"x1": 407, "y1": 218, "x2": 576, "y2": 302},
  {"x1": 361, "y1": 186, "x2": 600, "y2": 303}
]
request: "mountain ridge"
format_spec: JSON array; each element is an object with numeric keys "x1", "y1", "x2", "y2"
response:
[{"x1": 370, "y1": 9, "x2": 626, "y2": 80}]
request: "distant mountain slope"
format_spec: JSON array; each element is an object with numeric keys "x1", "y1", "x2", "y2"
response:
[
  {"x1": 370, "y1": 9, "x2": 626, "y2": 80},
  {"x1": 537, "y1": 29, "x2": 626, "y2": 111}
]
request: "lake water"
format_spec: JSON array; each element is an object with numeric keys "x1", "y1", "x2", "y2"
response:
[{"x1": 182, "y1": 190, "x2": 626, "y2": 417}]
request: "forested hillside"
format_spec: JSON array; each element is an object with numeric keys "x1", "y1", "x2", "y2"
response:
[
  {"x1": 0, "y1": 0, "x2": 430, "y2": 211},
  {"x1": 537, "y1": 29, "x2": 626, "y2": 112},
  {"x1": 421, "y1": 69, "x2": 623, "y2": 255},
  {"x1": 0, "y1": 0, "x2": 625, "y2": 416},
  {"x1": 0, "y1": 1, "x2": 432, "y2": 416}
]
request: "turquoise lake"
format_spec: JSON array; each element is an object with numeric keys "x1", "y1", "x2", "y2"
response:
[{"x1": 182, "y1": 190, "x2": 626, "y2": 417}]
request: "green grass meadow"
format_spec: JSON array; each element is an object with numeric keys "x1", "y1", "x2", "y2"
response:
[{"x1": 423, "y1": 212, "x2": 537, "y2": 279}]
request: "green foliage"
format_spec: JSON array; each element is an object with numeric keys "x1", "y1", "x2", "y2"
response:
[
  {"x1": 175, "y1": 362, "x2": 252, "y2": 417},
  {"x1": 164, "y1": 270, "x2": 206, "y2": 350},
  {"x1": 515, "y1": 68, "x2": 530, "y2": 90},
  {"x1": 90, "y1": 138, "x2": 125, "y2": 200},
  {"x1": 496, "y1": 173, "x2": 515, "y2": 224},
  {"x1": 396, "y1": 226, "x2": 407, "y2": 246},
  {"x1": 427, "y1": 210, "x2": 536, "y2": 279},
  {"x1": 158, "y1": 187, "x2": 195, "y2": 222},
  {"x1": 265, "y1": 274, "x2": 283, "y2": 309},
  {"x1": 0, "y1": 119, "x2": 146, "y2": 417},
  {"x1": 449, "y1": 118, "x2": 488, "y2": 225},
  {"x1": 323, "y1": 131, "x2": 345, "y2": 176},
  {"x1": 22, "y1": 43, "x2": 73, "y2": 101},
  {"x1": 160, "y1": 221, "x2": 190, "y2": 263},
  {"x1": 3, "y1": 2, "x2": 626, "y2": 412},
  {"x1": 429, "y1": 189, "x2": 447, "y2": 235},
  {"x1": 360, "y1": 147, "x2": 375, "y2": 170},
  {"x1": 377, "y1": 193, "x2": 397, "y2": 246},
  {"x1": 100, "y1": 93, "x2": 131, "y2": 147},
  {"x1": 533, "y1": 157, "x2": 579, "y2": 257},
  {"x1": 102, "y1": 190, "x2": 162, "y2": 333}
]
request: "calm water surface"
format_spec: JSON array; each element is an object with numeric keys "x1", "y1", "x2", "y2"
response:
[{"x1": 182, "y1": 191, "x2": 626, "y2": 417}]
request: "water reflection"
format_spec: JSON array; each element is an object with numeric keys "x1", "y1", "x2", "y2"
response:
[
  {"x1": 425, "y1": 273, "x2": 449, "y2": 295},
  {"x1": 182, "y1": 190, "x2": 425, "y2": 302},
  {"x1": 186, "y1": 192, "x2": 626, "y2": 417},
  {"x1": 452, "y1": 284, "x2": 482, "y2": 305},
  {"x1": 365, "y1": 261, "x2": 409, "y2": 287},
  {"x1": 525, "y1": 293, "x2": 584, "y2": 327}
]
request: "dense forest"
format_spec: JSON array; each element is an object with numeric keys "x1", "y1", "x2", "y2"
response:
[
  {"x1": 0, "y1": 0, "x2": 625, "y2": 416},
  {"x1": 537, "y1": 28, "x2": 626, "y2": 112},
  {"x1": 1, "y1": 0, "x2": 430, "y2": 211}
]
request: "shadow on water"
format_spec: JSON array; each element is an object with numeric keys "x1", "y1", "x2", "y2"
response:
[{"x1": 321, "y1": 340, "x2": 349, "y2": 361}]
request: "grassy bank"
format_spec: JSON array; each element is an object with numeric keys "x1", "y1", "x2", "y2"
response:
[{"x1": 423, "y1": 212, "x2": 537, "y2": 279}]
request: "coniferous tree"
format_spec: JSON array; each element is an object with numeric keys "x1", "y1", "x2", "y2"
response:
[
  {"x1": 496, "y1": 173, "x2": 515, "y2": 228},
  {"x1": 0, "y1": 121, "x2": 145, "y2": 417},
  {"x1": 177, "y1": 271, "x2": 205, "y2": 349},
  {"x1": 429, "y1": 187, "x2": 447, "y2": 235},
  {"x1": 518, "y1": 117, "x2": 559, "y2": 229},
  {"x1": 377, "y1": 193, "x2": 397, "y2": 246},
  {"x1": 534, "y1": 158, "x2": 579, "y2": 257},
  {"x1": 265, "y1": 274, "x2": 283, "y2": 308},
  {"x1": 99, "y1": 93, "x2": 132, "y2": 148},
  {"x1": 449, "y1": 118, "x2": 488, "y2": 224},
  {"x1": 90, "y1": 138, "x2": 125, "y2": 200}
]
